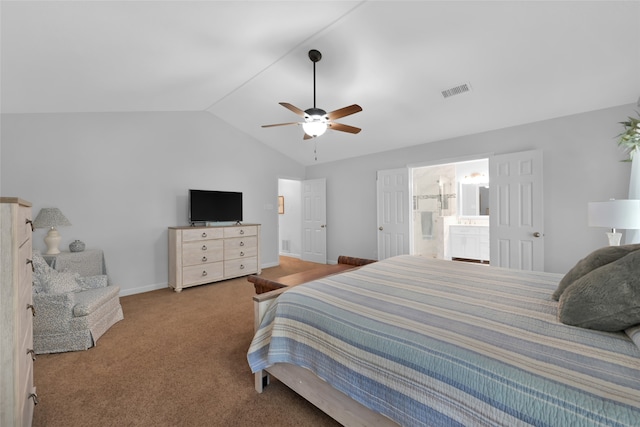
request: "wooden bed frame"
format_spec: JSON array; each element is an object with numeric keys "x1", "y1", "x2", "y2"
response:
[
  {"x1": 253, "y1": 288, "x2": 399, "y2": 427},
  {"x1": 251, "y1": 256, "x2": 399, "y2": 427}
]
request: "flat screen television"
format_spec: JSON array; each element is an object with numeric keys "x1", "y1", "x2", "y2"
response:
[{"x1": 189, "y1": 189, "x2": 243, "y2": 224}]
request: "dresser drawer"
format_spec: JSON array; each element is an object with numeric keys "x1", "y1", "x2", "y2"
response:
[
  {"x1": 18, "y1": 206, "x2": 33, "y2": 247},
  {"x1": 20, "y1": 366, "x2": 35, "y2": 427},
  {"x1": 18, "y1": 238, "x2": 32, "y2": 288},
  {"x1": 224, "y1": 236, "x2": 257, "y2": 259},
  {"x1": 182, "y1": 262, "x2": 224, "y2": 286},
  {"x1": 17, "y1": 294, "x2": 33, "y2": 351},
  {"x1": 20, "y1": 316, "x2": 34, "y2": 365},
  {"x1": 18, "y1": 328, "x2": 34, "y2": 400},
  {"x1": 182, "y1": 240, "x2": 224, "y2": 266},
  {"x1": 223, "y1": 226, "x2": 257, "y2": 239},
  {"x1": 224, "y1": 256, "x2": 257, "y2": 277},
  {"x1": 182, "y1": 227, "x2": 224, "y2": 242}
]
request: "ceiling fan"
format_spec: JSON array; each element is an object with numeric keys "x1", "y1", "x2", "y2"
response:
[{"x1": 262, "y1": 49, "x2": 362, "y2": 139}]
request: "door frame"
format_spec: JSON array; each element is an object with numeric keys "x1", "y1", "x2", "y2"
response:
[{"x1": 408, "y1": 153, "x2": 493, "y2": 257}]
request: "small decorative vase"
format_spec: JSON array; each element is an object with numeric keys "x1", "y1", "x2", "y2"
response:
[{"x1": 69, "y1": 240, "x2": 85, "y2": 252}]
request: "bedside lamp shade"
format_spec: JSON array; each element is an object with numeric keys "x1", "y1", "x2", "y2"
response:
[
  {"x1": 588, "y1": 199, "x2": 640, "y2": 246},
  {"x1": 33, "y1": 208, "x2": 72, "y2": 254}
]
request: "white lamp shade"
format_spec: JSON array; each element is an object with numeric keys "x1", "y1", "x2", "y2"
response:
[{"x1": 588, "y1": 200, "x2": 640, "y2": 230}]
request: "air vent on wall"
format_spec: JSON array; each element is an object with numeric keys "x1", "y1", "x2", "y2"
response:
[{"x1": 441, "y1": 83, "x2": 471, "y2": 99}]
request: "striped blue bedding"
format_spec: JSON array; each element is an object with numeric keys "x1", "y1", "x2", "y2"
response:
[{"x1": 247, "y1": 255, "x2": 640, "y2": 426}]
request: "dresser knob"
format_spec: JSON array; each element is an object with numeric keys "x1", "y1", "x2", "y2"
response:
[
  {"x1": 27, "y1": 349, "x2": 36, "y2": 361},
  {"x1": 26, "y1": 258, "x2": 34, "y2": 272},
  {"x1": 201, "y1": 232, "x2": 207, "y2": 238},
  {"x1": 29, "y1": 393, "x2": 39, "y2": 405},
  {"x1": 25, "y1": 218, "x2": 34, "y2": 232},
  {"x1": 240, "y1": 230, "x2": 245, "y2": 235},
  {"x1": 240, "y1": 264, "x2": 245, "y2": 270},
  {"x1": 27, "y1": 304, "x2": 35, "y2": 316},
  {"x1": 240, "y1": 252, "x2": 244, "y2": 257},
  {"x1": 202, "y1": 256, "x2": 207, "y2": 262},
  {"x1": 240, "y1": 241, "x2": 245, "y2": 247},
  {"x1": 202, "y1": 270, "x2": 207, "y2": 277},
  {"x1": 201, "y1": 245, "x2": 207, "y2": 251}
]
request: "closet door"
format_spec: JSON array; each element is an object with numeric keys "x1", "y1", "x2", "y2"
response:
[
  {"x1": 377, "y1": 168, "x2": 410, "y2": 260},
  {"x1": 490, "y1": 150, "x2": 544, "y2": 271},
  {"x1": 301, "y1": 178, "x2": 326, "y2": 263}
]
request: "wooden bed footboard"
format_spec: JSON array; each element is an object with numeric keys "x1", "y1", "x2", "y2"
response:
[{"x1": 251, "y1": 285, "x2": 399, "y2": 427}]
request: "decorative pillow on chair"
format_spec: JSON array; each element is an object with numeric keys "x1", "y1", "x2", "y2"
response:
[
  {"x1": 552, "y1": 244, "x2": 640, "y2": 301},
  {"x1": 557, "y1": 250, "x2": 640, "y2": 331},
  {"x1": 39, "y1": 270, "x2": 82, "y2": 294},
  {"x1": 77, "y1": 275, "x2": 108, "y2": 290},
  {"x1": 32, "y1": 249, "x2": 82, "y2": 294},
  {"x1": 31, "y1": 250, "x2": 54, "y2": 276}
]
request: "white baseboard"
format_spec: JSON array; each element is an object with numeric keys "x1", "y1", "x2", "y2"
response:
[
  {"x1": 279, "y1": 252, "x2": 301, "y2": 259},
  {"x1": 119, "y1": 282, "x2": 168, "y2": 297}
]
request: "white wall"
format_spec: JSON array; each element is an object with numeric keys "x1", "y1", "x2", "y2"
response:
[
  {"x1": 278, "y1": 179, "x2": 302, "y2": 258},
  {"x1": 306, "y1": 104, "x2": 636, "y2": 274},
  {"x1": 0, "y1": 111, "x2": 305, "y2": 295}
]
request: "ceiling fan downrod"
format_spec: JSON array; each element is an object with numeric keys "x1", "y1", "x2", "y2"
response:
[{"x1": 309, "y1": 49, "x2": 322, "y2": 109}]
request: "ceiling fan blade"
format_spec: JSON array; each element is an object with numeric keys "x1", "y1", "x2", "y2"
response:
[
  {"x1": 326, "y1": 104, "x2": 362, "y2": 121},
  {"x1": 328, "y1": 122, "x2": 361, "y2": 134},
  {"x1": 279, "y1": 102, "x2": 306, "y2": 118},
  {"x1": 303, "y1": 133, "x2": 313, "y2": 140},
  {"x1": 261, "y1": 122, "x2": 299, "y2": 128}
]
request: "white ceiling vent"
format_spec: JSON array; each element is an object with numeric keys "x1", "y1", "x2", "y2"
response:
[{"x1": 441, "y1": 83, "x2": 472, "y2": 99}]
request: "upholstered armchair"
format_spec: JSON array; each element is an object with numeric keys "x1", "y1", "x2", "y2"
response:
[{"x1": 31, "y1": 250, "x2": 124, "y2": 354}]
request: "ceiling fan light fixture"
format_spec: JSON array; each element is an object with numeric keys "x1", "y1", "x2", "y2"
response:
[
  {"x1": 262, "y1": 49, "x2": 362, "y2": 143},
  {"x1": 302, "y1": 119, "x2": 327, "y2": 137}
]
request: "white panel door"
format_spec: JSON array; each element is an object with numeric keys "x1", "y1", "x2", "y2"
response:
[
  {"x1": 301, "y1": 178, "x2": 327, "y2": 263},
  {"x1": 377, "y1": 168, "x2": 410, "y2": 260},
  {"x1": 490, "y1": 150, "x2": 544, "y2": 271}
]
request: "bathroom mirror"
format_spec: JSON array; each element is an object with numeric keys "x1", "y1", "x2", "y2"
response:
[{"x1": 459, "y1": 183, "x2": 490, "y2": 216}]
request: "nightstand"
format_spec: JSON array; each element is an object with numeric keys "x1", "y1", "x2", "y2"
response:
[{"x1": 42, "y1": 248, "x2": 107, "y2": 277}]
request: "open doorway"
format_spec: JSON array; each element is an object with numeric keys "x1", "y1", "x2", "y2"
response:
[
  {"x1": 411, "y1": 158, "x2": 489, "y2": 262},
  {"x1": 277, "y1": 177, "x2": 327, "y2": 263}
]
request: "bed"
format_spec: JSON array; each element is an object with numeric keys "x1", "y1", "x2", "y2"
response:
[{"x1": 247, "y1": 255, "x2": 640, "y2": 426}]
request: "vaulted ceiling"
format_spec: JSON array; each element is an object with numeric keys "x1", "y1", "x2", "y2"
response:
[{"x1": 2, "y1": 1, "x2": 639, "y2": 165}]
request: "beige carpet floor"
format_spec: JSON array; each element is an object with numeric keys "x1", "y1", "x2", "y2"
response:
[{"x1": 32, "y1": 257, "x2": 341, "y2": 427}]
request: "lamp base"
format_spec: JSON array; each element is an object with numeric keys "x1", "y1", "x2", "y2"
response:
[
  {"x1": 606, "y1": 232, "x2": 622, "y2": 246},
  {"x1": 44, "y1": 227, "x2": 62, "y2": 254}
]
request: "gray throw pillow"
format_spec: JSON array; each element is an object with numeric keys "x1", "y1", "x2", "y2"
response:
[
  {"x1": 557, "y1": 250, "x2": 640, "y2": 331},
  {"x1": 552, "y1": 244, "x2": 640, "y2": 301}
]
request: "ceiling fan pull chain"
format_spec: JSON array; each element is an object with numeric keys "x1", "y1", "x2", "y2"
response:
[{"x1": 314, "y1": 141, "x2": 318, "y2": 161}]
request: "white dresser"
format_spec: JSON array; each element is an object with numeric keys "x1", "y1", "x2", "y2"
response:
[
  {"x1": 168, "y1": 224, "x2": 261, "y2": 292},
  {"x1": 449, "y1": 225, "x2": 490, "y2": 262},
  {"x1": 1, "y1": 198, "x2": 37, "y2": 426}
]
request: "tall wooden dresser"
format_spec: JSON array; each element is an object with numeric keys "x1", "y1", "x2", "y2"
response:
[
  {"x1": 168, "y1": 224, "x2": 261, "y2": 292},
  {"x1": 1, "y1": 198, "x2": 37, "y2": 426}
]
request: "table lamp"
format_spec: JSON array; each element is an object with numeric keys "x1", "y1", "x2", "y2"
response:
[
  {"x1": 588, "y1": 199, "x2": 640, "y2": 246},
  {"x1": 33, "y1": 208, "x2": 72, "y2": 254}
]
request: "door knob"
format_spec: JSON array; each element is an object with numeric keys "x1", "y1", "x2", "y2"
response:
[
  {"x1": 321, "y1": 224, "x2": 326, "y2": 228},
  {"x1": 379, "y1": 226, "x2": 383, "y2": 231},
  {"x1": 533, "y1": 232, "x2": 541, "y2": 238}
]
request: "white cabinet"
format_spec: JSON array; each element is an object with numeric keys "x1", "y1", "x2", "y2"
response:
[
  {"x1": 449, "y1": 225, "x2": 489, "y2": 262},
  {"x1": 168, "y1": 224, "x2": 261, "y2": 292},
  {"x1": 1, "y1": 198, "x2": 36, "y2": 427}
]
